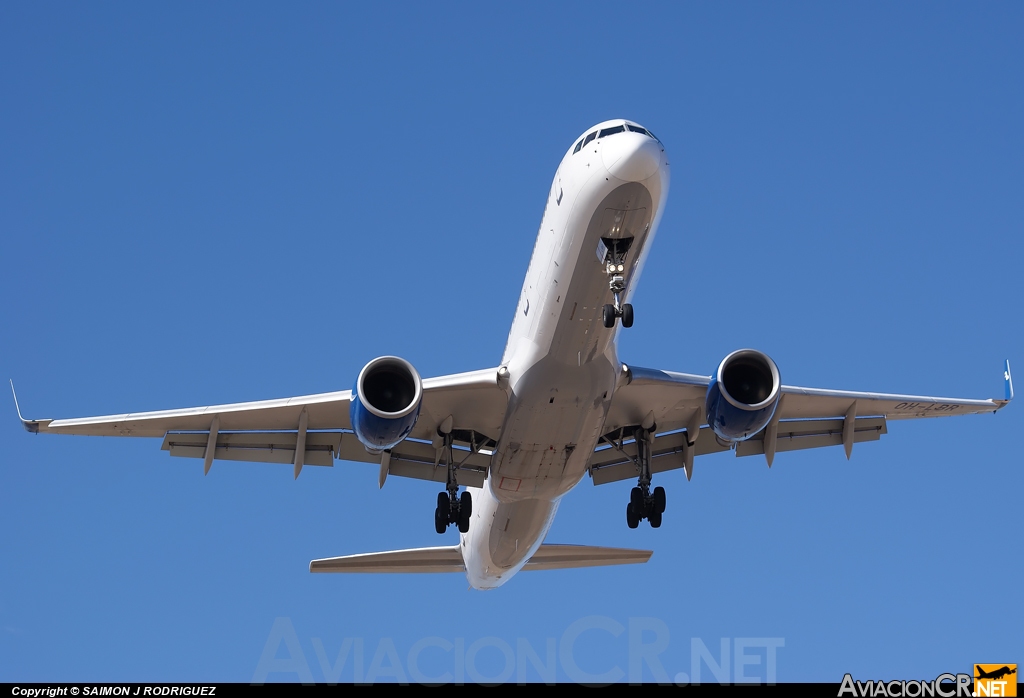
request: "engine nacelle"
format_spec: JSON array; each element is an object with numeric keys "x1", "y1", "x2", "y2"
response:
[
  {"x1": 705, "y1": 349, "x2": 781, "y2": 442},
  {"x1": 350, "y1": 356, "x2": 423, "y2": 453}
]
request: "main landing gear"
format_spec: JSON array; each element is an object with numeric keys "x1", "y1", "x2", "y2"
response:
[
  {"x1": 433, "y1": 428, "x2": 472, "y2": 534},
  {"x1": 627, "y1": 485, "x2": 666, "y2": 529},
  {"x1": 435, "y1": 489, "x2": 472, "y2": 534},
  {"x1": 625, "y1": 426, "x2": 666, "y2": 529}
]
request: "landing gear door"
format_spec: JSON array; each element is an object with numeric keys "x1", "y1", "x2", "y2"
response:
[{"x1": 595, "y1": 207, "x2": 646, "y2": 265}]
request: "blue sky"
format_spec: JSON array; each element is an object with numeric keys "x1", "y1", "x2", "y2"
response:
[{"x1": 1, "y1": 2, "x2": 1021, "y2": 684}]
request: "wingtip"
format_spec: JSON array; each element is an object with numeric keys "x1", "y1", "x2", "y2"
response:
[
  {"x1": 1004, "y1": 360, "x2": 1014, "y2": 402},
  {"x1": 10, "y1": 380, "x2": 45, "y2": 433},
  {"x1": 10, "y1": 380, "x2": 31, "y2": 432}
]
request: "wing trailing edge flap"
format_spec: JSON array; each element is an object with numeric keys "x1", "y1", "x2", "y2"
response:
[
  {"x1": 162, "y1": 431, "x2": 342, "y2": 467},
  {"x1": 309, "y1": 544, "x2": 652, "y2": 574},
  {"x1": 161, "y1": 430, "x2": 490, "y2": 487},
  {"x1": 374, "y1": 437, "x2": 489, "y2": 489},
  {"x1": 589, "y1": 416, "x2": 887, "y2": 486}
]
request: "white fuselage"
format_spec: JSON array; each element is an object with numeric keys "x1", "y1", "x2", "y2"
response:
[{"x1": 461, "y1": 121, "x2": 670, "y2": 589}]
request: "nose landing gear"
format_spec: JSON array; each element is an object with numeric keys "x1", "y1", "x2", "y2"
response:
[
  {"x1": 603, "y1": 297, "x2": 634, "y2": 329},
  {"x1": 601, "y1": 237, "x2": 634, "y2": 329}
]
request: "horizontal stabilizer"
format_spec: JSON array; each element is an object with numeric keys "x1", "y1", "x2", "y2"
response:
[
  {"x1": 309, "y1": 543, "x2": 652, "y2": 575},
  {"x1": 522, "y1": 544, "x2": 652, "y2": 571},
  {"x1": 310, "y1": 545, "x2": 464, "y2": 573}
]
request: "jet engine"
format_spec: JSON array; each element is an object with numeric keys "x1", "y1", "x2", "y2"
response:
[
  {"x1": 350, "y1": 356, "x2": 423, "y2": 452},
  {"x1": 705, "y1": 349, "x2": 781, "y2": 442}
]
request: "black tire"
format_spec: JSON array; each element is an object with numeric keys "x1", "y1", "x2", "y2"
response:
[
  {"x1": 621, "y1": 303, "x2": 634, "y2": 328},
  {"x1": 630, "y1": 487, "x2": 644, "y2": 513},
  {"x1": 626, "y1": 503, "x2": 640, "y2": 529},
  {"x1": 653, "y1": 486, "x2": 666, "y2": 514},
  {"x1": 457, "y1": 491, "x2": 472, "y2": 533},
  {"x1": 603, "y1": 304, "x2": 617, "y2": 328},
  {"x1": 434, "y1": 507, "x2": 447, "y2": 534},
  {"x1": 649, "y1": 509, "x2": 662, "y2": 528},
  {"x1": 437, "y1": 491, "x2": 450, "y2": 521}
]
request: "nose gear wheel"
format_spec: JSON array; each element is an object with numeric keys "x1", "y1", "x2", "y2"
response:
[{"x1": 602, "y1": 239, "x2": 635, "y2": 328}]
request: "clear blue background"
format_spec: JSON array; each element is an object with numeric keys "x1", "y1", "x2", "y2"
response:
[{"x1": 1, "y1": 2, "x2": 1021, "y2": 684}]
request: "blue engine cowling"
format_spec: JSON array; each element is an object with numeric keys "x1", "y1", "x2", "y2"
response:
[
  {"x1": 705, "y1": 349, "x2": 781, "y2": 442},
  {"x1": 350, "y1": 356, "x2": 423, "y2": 453}
]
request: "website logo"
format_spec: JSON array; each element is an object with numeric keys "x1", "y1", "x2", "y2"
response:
[{"x1": 974, "y1": 664, "x2": 1017, "y2": 697}]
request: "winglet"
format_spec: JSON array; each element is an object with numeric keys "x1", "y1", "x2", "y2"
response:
[
  {"x1": 1005, "y1": 360, "x2": 1014, "y2": 402},
  {"x1": 10, "y1": 380, "x2": 39, "y2": 433}
]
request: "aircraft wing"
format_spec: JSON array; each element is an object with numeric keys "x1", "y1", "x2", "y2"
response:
[
  {"x1": 12, "y1": 368, "x2": 508, "y2": 485},
  {"x1": 591, "y1": 360, "x2": 1012, "y2": 485}
]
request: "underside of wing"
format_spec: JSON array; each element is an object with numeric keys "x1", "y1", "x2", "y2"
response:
[
  {"x1": 775, "y1": 384, "x2": 1008, "y2": 420},
  {"x1": 21, "y1": 389, "x2": 352, "y2": 437},
  {"x1": 592, "y1": 360, "x2": 1011, "y2": 484},
  {"x1": 603, "y1": 366, "x2": 709, "y2": 435},
  {"x1": 14, "y1": 367, "x2": 508, "y2": 485},
  {"x1": 606, "y1": 362, "x2": 1009, "y2": 434}
]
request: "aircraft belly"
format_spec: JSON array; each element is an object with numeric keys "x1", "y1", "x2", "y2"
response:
[
  {"x1": 491, "y1": 355, "x2": 616, "y2": 501},
  {"x1": 492, "y1": 179, "x2": 657, "y2": 502},
  {"x1": 463, "y1": 488, "x2": 560, "y2": 590}
]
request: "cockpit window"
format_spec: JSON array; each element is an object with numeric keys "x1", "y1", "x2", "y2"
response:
[
  {"x1": 576, "y1": 125, "x2": 660, "y2": 154},
  {"x1": 627, "y1": 124, "x2": 662, "y2": 143}
]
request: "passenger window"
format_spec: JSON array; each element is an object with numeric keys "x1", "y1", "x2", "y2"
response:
[
  {"x1": 573, "y1": 138, "x2": 584, "y2": 154},
  {"x1": 583, "y1": 131, "x2": 597, "y2": 148},
  {"x1": 599, "y1": 125, "x2": 625, "y2": 138}
]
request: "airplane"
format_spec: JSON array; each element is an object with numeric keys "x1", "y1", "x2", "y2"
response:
[
  {"x1": 975, "y1": 666, "x2": 1016, "y2": 681},
  {"x1": 12, "y1": 119, "x2": 1014, "y2": 590}
]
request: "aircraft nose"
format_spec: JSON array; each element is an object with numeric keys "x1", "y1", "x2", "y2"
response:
[{"x1": 602, "y1": 133, "x2": 663, "y2": 182}]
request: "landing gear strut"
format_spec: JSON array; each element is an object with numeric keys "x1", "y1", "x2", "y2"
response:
[
  {"x1": 601, "y1": 240, "x2": 634, "y2": 329},
  {"x1": 433, "y1": 430, "x2": 472, "y2": 534},
  {"x1": 625, "y1": 426, "x2": 666, "y2": 529}
]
